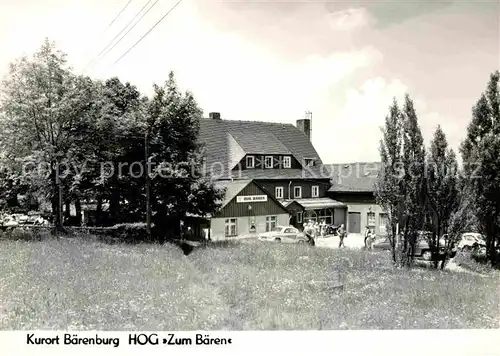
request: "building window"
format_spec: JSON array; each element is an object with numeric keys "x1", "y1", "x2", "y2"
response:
[
  {"x1": 379, "y1": 213, "x2": 388, "y2": 233},
  {"x1": 283, "y1": 156, "x2": 291, "y2": 168},
  {"x1": 246, "y1": 156, "x2": 254, "y2": 168},
  {"x1": 224, "y1": 218, "x2": 237, "y2": 237},
  {"x1": 304, "y1": 158, "x2": 314, "y2": 167},
  {"x1": 312, "y1": 185, "x2": 319, "y2": 198},
  {"x1": 266, "y1": 216, "x2": 277, "y2": 232},
  {"x1": 265, "y1": 156, "x2": 273, "y2": 168},
  {"x1": 294, "y1": 186, "x2": 302, "y2": 199},
  {"x1": 275, "y1": 186, "x2": 284, "y2": 199},
  {"x1": 318, "y1": 208, "x2": 333, "y2": 225},
  {"x1": 304, "y1": 210, "x2": 317, "y2": 223},
  {"x1": 297, "y1": 212, "x2": 303, "y2": 224},
  {"x1": 367, "y1": 212, "x2": 376, "y2": 227}
]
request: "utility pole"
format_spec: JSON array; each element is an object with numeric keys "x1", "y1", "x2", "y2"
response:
[
  {"x1": 145, "y1": 129, "x2": 151, "y2": 238},
  {"x1": 59, "y1": 183, "x2": 63, "y2": 227},
  {"x1": 54, "y1": 172, "x2": 63, "y2": 229}
]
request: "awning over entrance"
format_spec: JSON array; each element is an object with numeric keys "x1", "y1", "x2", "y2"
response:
[
  {"x1": 291, "y1": 198, "x2": 346, "y2": 210},
  {"x1": 279, "y1": 198, "x2": 347, "y2": 227}
]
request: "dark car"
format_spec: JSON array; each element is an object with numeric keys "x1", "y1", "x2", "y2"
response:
[
  {"x1": 372, "y1": 233, "x2": 457, "y2": 261},
  {"x1": 324, "y1": 224, "x2": 339, "y2": 236}
]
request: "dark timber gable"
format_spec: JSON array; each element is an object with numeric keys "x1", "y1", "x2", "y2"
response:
[{"x1": 214, "y1": 181, "x2": 289, "y2": 218}]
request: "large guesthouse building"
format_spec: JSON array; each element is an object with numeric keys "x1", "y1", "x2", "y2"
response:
[{"x1": 198, "y1": 112, "x2": 385, "y2": 240}]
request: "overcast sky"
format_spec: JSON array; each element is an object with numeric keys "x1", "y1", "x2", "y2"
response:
[{"x1": 0, "y1": 0, "x2": 498, "y2": 163}]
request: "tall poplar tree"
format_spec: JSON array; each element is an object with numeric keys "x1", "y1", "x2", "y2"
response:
[
  {"x1": 426, "y1": 126, "x2": 459, "y2": 268},
  {"x1": 400, "y1": 94, "x2": 426, "y2": 266},
  {"x1": 376, "y1": 99, "x2": 405, "y2": 265},
  {"x1": 461, "y1": 71, "x2": 500, "y2": 266}
]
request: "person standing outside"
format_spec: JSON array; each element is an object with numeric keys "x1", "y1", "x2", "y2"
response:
[
  {"x1": 250, "y1": 221, "x2": 256, "y2": 233},
  {"x1": 364, "y1": 226, "x2": 371, "y2": 249},
  {"x1": 338, "y1": 223, "x2": 346, "y2": 248},
  {"x1": 304, "y1": 221, "x2": 316, "y2": 246},
  {"x1": 319, "y1": 219, "x2": 325, "y2": 237},
  {"x1": 367, "y1": 229, "x2": 376, "y2": 250}
]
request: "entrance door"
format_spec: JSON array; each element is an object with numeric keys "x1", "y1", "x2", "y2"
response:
[{"x1": 348, "y1": 212, "x2": 361, "y2": 233}]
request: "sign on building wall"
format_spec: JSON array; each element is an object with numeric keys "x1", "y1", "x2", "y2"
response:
[{"x1": 236, "y1": 195, "x2": 268, "y2": 203}]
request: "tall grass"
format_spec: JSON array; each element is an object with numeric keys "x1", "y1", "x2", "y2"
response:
[
  {"x1": 0, "y1": 239, "x2": 225, "y2": 330},
  {"x1": 0, "y1": 238, "x2": 498, "y2": 330},
  {"x1": 190, "y1": 242, "x2": 500, "y2": 329}
]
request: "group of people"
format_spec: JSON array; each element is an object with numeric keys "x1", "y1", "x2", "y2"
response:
[
  {"x1": 302, "y1": 220, "x2": 347, "y2": 248},
  {"x1": 302, "y1": 220, "x2": 328, "y2": 238},
  {"x1": 302, "y1": 221, "x2": 377, "y2": 249}
]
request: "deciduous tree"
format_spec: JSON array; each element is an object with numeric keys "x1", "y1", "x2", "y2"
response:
[
  {"x1": 147, "y1": 72, "x2": 223, "y2": 240},
  {"x1": 0, "y1": 39, "x2": 96, "y2": 227}
]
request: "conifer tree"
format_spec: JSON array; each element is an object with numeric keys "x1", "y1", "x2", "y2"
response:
[{"x1": 461, "y1": 71, "x2": 500, "y2": 266}]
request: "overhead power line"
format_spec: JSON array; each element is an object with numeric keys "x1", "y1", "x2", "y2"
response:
[
  {"x1": 82, "y1": 0, "x2": 156, "y2": 72},
  {"x1": 100, "y1": 0, "x2": 134, "y2": 37},
  {"x1": 114, "y1": 0, "x2": 183, "y2": 66},
  {"x1": 97, "y1": 0, "x2": 164, "y2": 63},
  {"x1": 82, "y1": 0, "x2": 136, "y2": 73}
]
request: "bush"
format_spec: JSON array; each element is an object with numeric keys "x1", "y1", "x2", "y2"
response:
[
  {"x1": 111, "y1": 223, "x2": 149, "y2": 243},
  {"x1": 10, "y1": 228, "x2": 33, "y2": 241},
  {"x1": 202, "y1": 239, "x2": 241, "y2": 250},
  {"x1": 454, "y1": 250, "x2": 495, "y2": 274},
  {"x1": 0, "y1": 227, "x2": 53, "y2": 241}
]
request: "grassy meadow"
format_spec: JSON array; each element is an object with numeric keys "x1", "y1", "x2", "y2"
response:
[{"x1": 0, "y1": 237, "x2": 499, "y2": 330}]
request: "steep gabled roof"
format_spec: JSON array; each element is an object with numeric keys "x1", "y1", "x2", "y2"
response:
[
  {"x1": 227, "y1": 133, "x2": 246, "y2": 172},
  {"x1": 199, "y1": 118, "x2": 322, "y2": 177},
  {"x1": 228, "y1": 126, "x2": 290, "y2": 155},
  {"x1": 326, "y1": 162, "x2": 381, "y2": 193},
  {"x1": 214, "y1": 179, "x2": 252, "y2": 207}
]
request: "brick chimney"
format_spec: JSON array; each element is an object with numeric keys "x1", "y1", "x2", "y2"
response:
[
  {"x1": 296, "y1": 111, "x2": 312, "y2": 141},
  {"x1": 209, "y1": 112, "x2": 221, "y2": 120}
]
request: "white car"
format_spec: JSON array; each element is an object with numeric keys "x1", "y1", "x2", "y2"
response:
[
  {"x1": 259, "y1": 226, "x2": 309, "y2": 244},
  {"x1": 1, "y1": 216, "x2": 19, "y2": 228},
  {"x1": 457, "y1": 233, "x2": 486, "y2": 251},
  {"x1": 14, "y1": 214, "x2": 29, "y2": 224},
  {"x1": 33, "y1": 216, "x2": 49, "y2": 226}
]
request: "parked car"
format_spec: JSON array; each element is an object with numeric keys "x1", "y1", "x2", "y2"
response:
[
  {"x1": 416, "y1": 238, "x2": 457, "y2": 260},
  {"x1": 34, "y1": 216, "x2": 50, "y2": 226},
  {"x1": 372, "y1": 236, "x2": 393, "y2": 251},
  {"x1": 372, "y1": 233, "x2": 457, "y2": 261},
  {"x1": 455, "y1": 232, "x2": 486, "y2": 251},
  {"x1": 259, "y1": 226, "x2": 309, "y2": 244},
  {"x1": 0, "y1": 215, "x2": 20, "y2": 230},
  {"x1": 11, "y1": 213, "x2": 29, "y2": 224}
]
